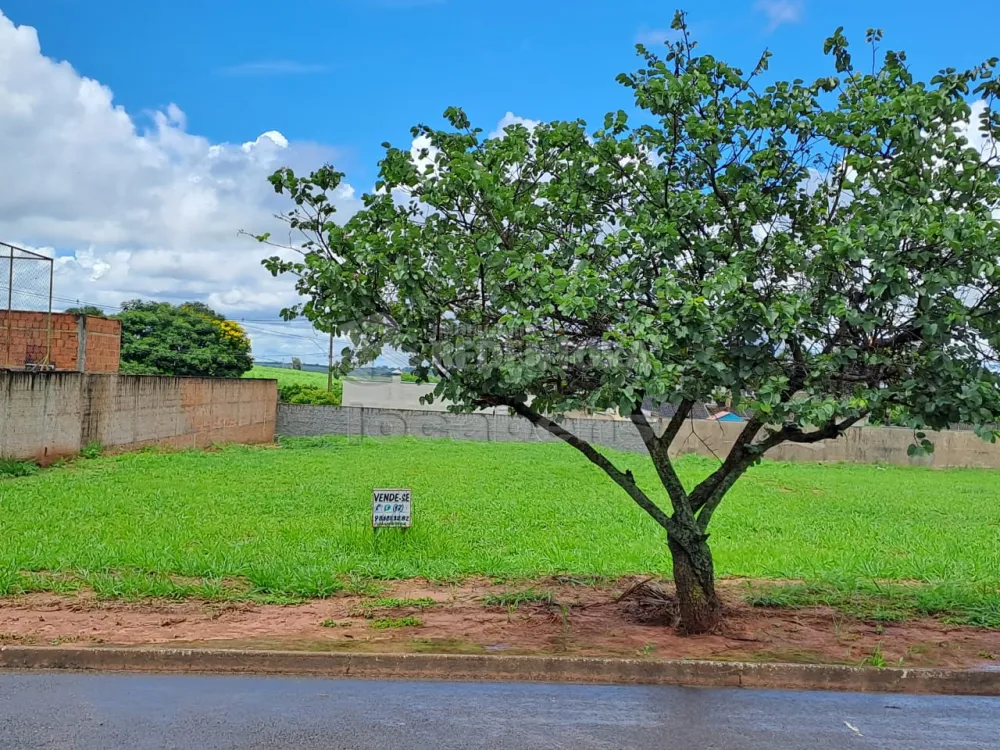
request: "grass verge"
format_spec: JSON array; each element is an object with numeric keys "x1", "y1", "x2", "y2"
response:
[
  {"x1": 746, "y1": 580, "x2": 1000, "y2": 628},
  {"x1": 1, "y1": 435, "x2": 998, "y2": 619}
]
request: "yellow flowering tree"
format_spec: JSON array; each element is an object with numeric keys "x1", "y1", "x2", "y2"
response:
[{"x1": 116, "y1": 300, "x2": 253, "y2": 377}]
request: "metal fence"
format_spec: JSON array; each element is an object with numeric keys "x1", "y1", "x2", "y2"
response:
[{"x1": 0, "y1": 242, "x2": 55, "y2": 370}]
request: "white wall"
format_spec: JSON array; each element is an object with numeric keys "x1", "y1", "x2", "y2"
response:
[
  {"x1": 342, "y1": 376, "x2": 507, "y2": 415},
  {"x1": 342, "y1": 376, "x2": 640, "y2": 420}
]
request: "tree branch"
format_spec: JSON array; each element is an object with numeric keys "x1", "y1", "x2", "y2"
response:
[
  {"x1": 691, "y1": 412, "x2": 868, "y2": 532},
  {"x1": 756, "y1": 413, "x2": 868, "y2": 452},
  {"x1": 503, "y1": 401, "x2": 676, "y2": 533},
  {"x1": 664, "y1": 399, "x2": 695, "y2": 446},
  {"x1": 630, "y1": 407, "x2": 692, "y2": 518},
  {"x1": 687, "y1": 415, "x2": 766, "y2": 515}
]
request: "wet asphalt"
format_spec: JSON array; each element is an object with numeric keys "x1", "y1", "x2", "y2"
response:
[{"x1": 0, "y1": 672, "x2": 997, "y2": 749}]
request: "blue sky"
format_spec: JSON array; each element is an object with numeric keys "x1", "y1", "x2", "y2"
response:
[
  {"x1": 4, "y1": 0, "x2": 994, "y2": 185},
  {"x1": 0, "y1": 1, "x2": 995, "y2": 361}
]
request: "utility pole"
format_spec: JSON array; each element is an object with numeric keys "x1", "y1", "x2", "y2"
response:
[{"x1": 328, "y1": 332, "x2": 334, "y2": 393}]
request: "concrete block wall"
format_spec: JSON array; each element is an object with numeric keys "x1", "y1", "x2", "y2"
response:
[
  {"x1": 277, "y1": 404, "x2": 1000, "y2": 470},
  {"x1": 342, "y1": 377, "x2": 507, "y2": 415},
  {"x1": 0, "y1": 311, "x2": 121, "y2": 372},
  {"x1": 1, "y1": 372, "x2": 276, "y2": 462}
]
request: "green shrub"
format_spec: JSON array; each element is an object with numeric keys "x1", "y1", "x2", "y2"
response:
[
  {"x1": 80, "y1": 441, "x2": 104, "y2": 459},
  {"x1": 0, "y1": 459, "x2": 39, "y2": 478},
  {"x1": 278, "y1": 382, "x2": 342, "y2": 406}
]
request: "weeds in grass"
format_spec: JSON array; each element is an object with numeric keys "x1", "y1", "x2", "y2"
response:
[
  {"x1": 342, "y1": 575, "x2": 387, "y2": 598},
  {"x1": 483, "y1": 589, "x2": 554, "y2": 608},
  {"x1": 0, "y1": 459, "x2": 39, "y2": 478},
  {"x1": 553, "y1": 603, "x2": 572, "y2": 652},
  {"x1": 977, "y1": 650, "x2": 996, "y2": 660},
  {"x1": 79, "y1": 441, "x2": 103, "y2": 459},
  {"x1": 359, "y1": 597, "x2": 436, "y2": 610},
  {"x1": 370, "y1": 616, "x2": 422, "y2": 629},
  {"x1": 551, "y1": 575, "x2": 607, "y2": 586},
  {"x1": 353, "y1": 597, "x2": 436, "y2": 618},
  {"x1": 860, "y1": 642, "x2": 886, "y2": 668},
  {"x1": 638, "y1": 643, "x2": 656, "y2": 656},
  {"x1": 320, "y1": 619, "x2": 351, "y2": 628},
  {"x1": 746, "y1": 580, "x2": 1000, "y2": 629}
]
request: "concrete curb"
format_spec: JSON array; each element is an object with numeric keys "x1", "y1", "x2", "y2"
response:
[{"x1": 1, "y1": 646, "x2": 998, "y2": 695}]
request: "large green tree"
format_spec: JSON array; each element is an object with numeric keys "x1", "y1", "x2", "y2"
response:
[
  {"x1": 64, "y1": 305, "x2": 107, "y2": 318},
  {"x1": 116, "y1": 300, "x2": 253, "y2": 378},
  {"x1": 257, "y1": 18, "x2": 1000, "y2": 633}
]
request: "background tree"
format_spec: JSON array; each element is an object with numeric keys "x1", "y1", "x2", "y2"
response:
[
  {"x1": 291, "y1": 357, "x2": 303, "y2": 370},
  {"x1": 257, "y1": 17, "x2": 1000, "y2": 633},
  {"x1": 64, "y1": 305, "x2": 106, "y2": 317},
  {"x1": 116, "y1": 300, "x2": 253, "y2": 378}
]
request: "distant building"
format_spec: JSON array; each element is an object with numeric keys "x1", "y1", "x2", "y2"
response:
[
  {"x1": 640, "y1": 398, "x2": 752, "y2": 421},
  {"x1": 706, "y1": 410, "x2": 745, "y2": 423}
]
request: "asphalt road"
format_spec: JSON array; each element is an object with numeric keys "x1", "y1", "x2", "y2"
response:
[{"x1": 0, "y1": 672, "x2": 997, "y2": 749}]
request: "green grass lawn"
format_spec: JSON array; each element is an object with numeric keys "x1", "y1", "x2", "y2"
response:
[
  {"x1": 242, "y1": 365, "x2": 331, "y2": 388},
  {"x1": 1, "y1": 436, "x2": 999, "y2": 621}
]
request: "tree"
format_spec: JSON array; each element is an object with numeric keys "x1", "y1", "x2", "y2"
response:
[
  {"x1": 64, "y1": 306, "x2": 106, "y2": 317},
  {"x1": 291, "y1": 357, "x2": 303, "y2": 370},
  {"x1": 115, "y1": 300, "x2": 253, "y2": 378},
  {"x1": 256, "y1": 17, "x2": 1000, "y2": 633}
]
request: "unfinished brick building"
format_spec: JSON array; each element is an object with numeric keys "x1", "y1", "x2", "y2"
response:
[{"x1": 0, "y1": 311, "x2": 121, "y2": 373}]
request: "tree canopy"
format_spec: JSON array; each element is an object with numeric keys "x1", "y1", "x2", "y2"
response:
[
  {"x1": 116, "y1": 300, "x2": 253, "y2": 378},
  {"x1": 257, "y1": 16, "x2": 1000, "y2": 632},
  {"x1": 63, "y1": 305, "x2": 107, "y2": 318}
]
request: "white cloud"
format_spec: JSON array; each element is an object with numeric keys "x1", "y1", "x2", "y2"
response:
[
  {"x1": 634, "y1": 27, "x2": 679, "y2": 46},
  {"x1": 956, "y1": 101, "x2": 999, "y2": 160},
  {"x1": 0, "y1": 11, "x2": 363, "y2": 358},
  {"x1": 754, "y1": 0, "x2": 803, "y2": 32},
  {"x1": 488, "y1": 112, "x2": 541, "y2": 140},
  {"x1": 0, "y1": 12, "x2": 545, "y2": 364},
  {"x1": 409, "y1": 133, "x2": 440, "y2": 175}
]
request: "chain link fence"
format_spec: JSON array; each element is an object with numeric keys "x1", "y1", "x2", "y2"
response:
[{"x1": 1, "y1": 242, "x2": 55, "y2": 370}]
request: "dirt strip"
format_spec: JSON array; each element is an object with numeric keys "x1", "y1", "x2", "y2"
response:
[{"x1": 0, "y1": 578, "x2": 996, "y2": 669}]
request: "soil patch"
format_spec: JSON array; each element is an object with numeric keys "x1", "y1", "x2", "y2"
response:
[{"x1": 0, "y1": 578, "x2": 997, "y2": 669}]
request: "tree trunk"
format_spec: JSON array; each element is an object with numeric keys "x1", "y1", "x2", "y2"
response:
[{"x1": 668, "y1": 534, "x2": 722, "y2": 634}]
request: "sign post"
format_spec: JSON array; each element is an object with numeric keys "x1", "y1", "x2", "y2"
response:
[{"x1": 372, "y1": 488, "x2": 412, "y2": 530}]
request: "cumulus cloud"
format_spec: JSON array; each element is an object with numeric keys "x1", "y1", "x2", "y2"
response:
[
  {"x1": 754, "y1": 0, "x2": 803, "y2": 32},
  {"x1": 488, "y1": 112, "x2": 541, "y2": 140},
  {"x1": 0, "y1": 11, "x2": 542, "y2": 364},
  {"x1": 0, "y1": 11, "x2": 363, "y2": 359}
]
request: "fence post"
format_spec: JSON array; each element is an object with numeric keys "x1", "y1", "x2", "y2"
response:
[{"x1": 4, "y1": 245, "x2": 11, "y2": 368}]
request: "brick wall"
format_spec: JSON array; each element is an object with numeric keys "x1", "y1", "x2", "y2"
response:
[
  {"x1": 0, "y1": 372, "x2": 277, "y2": 462},
  {"x1": 0, "y1": 311, "x2": 121, "y2": 372},
  {"x1": 83, "y1": 316, "x2": 121, "y2": 373}
]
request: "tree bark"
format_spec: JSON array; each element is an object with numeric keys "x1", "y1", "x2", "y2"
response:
[{"x1": 668, "y1": 533, "x2": 722, "y2": 634}]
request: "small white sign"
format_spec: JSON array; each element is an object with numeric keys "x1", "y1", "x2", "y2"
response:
[{"x1": 373, "y1": 488, "x2": 412, "y2": 528}]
